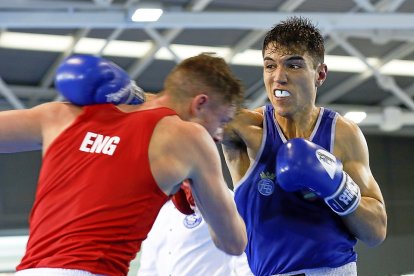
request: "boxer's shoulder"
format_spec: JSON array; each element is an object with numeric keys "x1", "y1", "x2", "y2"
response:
[
  {"x1": 235, "y1": 108, "x2": 264, "y2": 128},
  {"x1": 223, "y1": 108, "x2": 263, "y2": 153},
  {"x1": 155, "y1": 117, "x2": 212, "y2": 148}
]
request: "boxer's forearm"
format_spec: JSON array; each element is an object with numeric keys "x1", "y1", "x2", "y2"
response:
[{"x1": 343, "y1": 196, "x2": 387, "y2": 247}]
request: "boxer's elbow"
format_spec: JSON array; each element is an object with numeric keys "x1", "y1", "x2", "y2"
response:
[
  {"x1": 364, "y1": 223, "x2": 387, "y2": 247},
  {"x1": 231, "y1": 233, "x2": 247, "y2": 256},
  {"x1": 216, "y1": 235, "x2": 247, "y2": 256},
  {"x1": 215, "y1": 220, "x2": 247, "y2": 255},
  {"x1": 363, "y1": 233, "x2": 386, "y2": 247},
  {"x1": 360, "y1": 213, "x2": 387, "y2": 247}
]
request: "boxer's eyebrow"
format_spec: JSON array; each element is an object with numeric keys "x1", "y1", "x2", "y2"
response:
[
  {"x1": 263, "y1": 55, "x2": 304, "y2": 62},
  {"x1": 286, "y1": 55, "x2": 304, "y2": 62}
]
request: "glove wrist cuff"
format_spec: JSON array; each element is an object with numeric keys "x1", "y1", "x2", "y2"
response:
[
  {"x1": 324, "y1": 172, "x2": 361, "y2": 216},
  {"x1": 125, "y1": 80, "x2": 146, "y2": 104}
]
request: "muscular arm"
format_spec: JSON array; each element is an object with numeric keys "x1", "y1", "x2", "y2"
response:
[
  {"x1": 0, "y1": 107, "x2": 44, "y2": 152},
  {"x1": 222, "y1": 108, "x2": 264, "y2": 187},
  {"x1": 149, "y1": 118, "x2": 247, "y2": 255},
  {"x1": 0, "y1": 102, "x2": 81, "y2": 154},
  {"x1": 189, "y1": 128, "x2": 247, "y2": 255},
  {"x1": 335, "y1": 117, "x2": 387, "y2": 247}
]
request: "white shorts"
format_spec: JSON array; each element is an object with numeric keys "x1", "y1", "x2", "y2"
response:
[
  {"x1": 273, "y1": 262, "x2": 357, "y2": 276},
  {"x1": 15, "y1": 268, "x2": 105, "y2": 276}
]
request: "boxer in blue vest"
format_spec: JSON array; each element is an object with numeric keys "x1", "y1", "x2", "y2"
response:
[{"x1": 221, "y1": 16, "x2": 387, "y2": 275}]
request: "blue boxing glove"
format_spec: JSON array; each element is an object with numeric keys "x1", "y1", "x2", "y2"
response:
[
  {"x1": 276, "y1": 138, "x2": 361, "y2": 216},
  {"x1": 54, "y1": 54, "x2": 145, "y2": 106}
]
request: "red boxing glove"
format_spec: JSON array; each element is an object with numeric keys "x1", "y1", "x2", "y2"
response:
[{"x1": 171, "y1": 180, "x2": 195, "y2": 215}]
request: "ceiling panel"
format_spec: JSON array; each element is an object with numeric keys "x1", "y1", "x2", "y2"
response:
[{"x1": 0, "y1": 0, "x2": 412, "y2": 134}]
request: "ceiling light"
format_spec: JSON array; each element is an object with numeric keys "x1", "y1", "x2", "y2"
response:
[
  {"x1": 2, "y1": 31, "x2": 414, "y2": 78},
  {"x1": 380, "y1": 59, "x2": 414, "y2": 77},
  {"x1": 73, "y1": 37, "x2": 107, "y2": 54},
  {"x1": 231, "y1": 50, "x2": 263, "y2": 66},
  {"x1": 0, "y1": 32, "x2": 72, "y2": 52},
  {"x1": 131, "y1": 8, "x2": 163, "y2": 22},
  {"x1": 324, "y1": 56, "x2": 382, "y2": 73},
  {"x1": 344, "y1": 111, "x2": 367, "y2": 123},
  {"x1": 103, "y1": 40, "x2": 153, "y2": 58}
]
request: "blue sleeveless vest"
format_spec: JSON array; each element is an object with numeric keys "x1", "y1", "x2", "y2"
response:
[{"x1": 234, "y1": 104, "x2": 357, "y2": 275}]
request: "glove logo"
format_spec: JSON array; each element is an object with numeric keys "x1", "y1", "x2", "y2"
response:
[
  {"x1": 325, "y1": 173, "x2": 361, "y2": 215},
  {"x1": 183, "y1": 213, "x2": 203, "y2": 229},
  {"x1": 105, "y1": 82, "x2": 133, "y2": 103},
  {"x1": 315, "y1": 149, "x2": 337, "y2": 179},
  {"x1": 257, "y1": 171, "x2": 275, "y2": 196}
]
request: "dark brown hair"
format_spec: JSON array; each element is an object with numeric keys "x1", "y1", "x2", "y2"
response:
[{"x1": 262, "y1": 16, "x2": 325, "y2": 67}]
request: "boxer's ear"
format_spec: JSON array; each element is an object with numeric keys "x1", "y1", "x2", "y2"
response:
[
  {"x1": 190, "y1": 94, "x2": 209, "y2": 116},
  {"x1": 315, "y1": 63, "x2": 327, "y2": 88}
]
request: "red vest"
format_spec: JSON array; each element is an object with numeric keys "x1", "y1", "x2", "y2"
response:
[{"x1": 18, "y1": 104, "x2": 174, "y2": 276}]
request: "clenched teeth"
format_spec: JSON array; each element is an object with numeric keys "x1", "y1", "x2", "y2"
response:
[{"x1": 274, "y1": 89, "x2": 291, "y2": 98}]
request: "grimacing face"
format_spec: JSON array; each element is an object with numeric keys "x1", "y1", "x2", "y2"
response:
[{"x1": 262, "y1": 44, "x2": 323, "y2": 118}]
